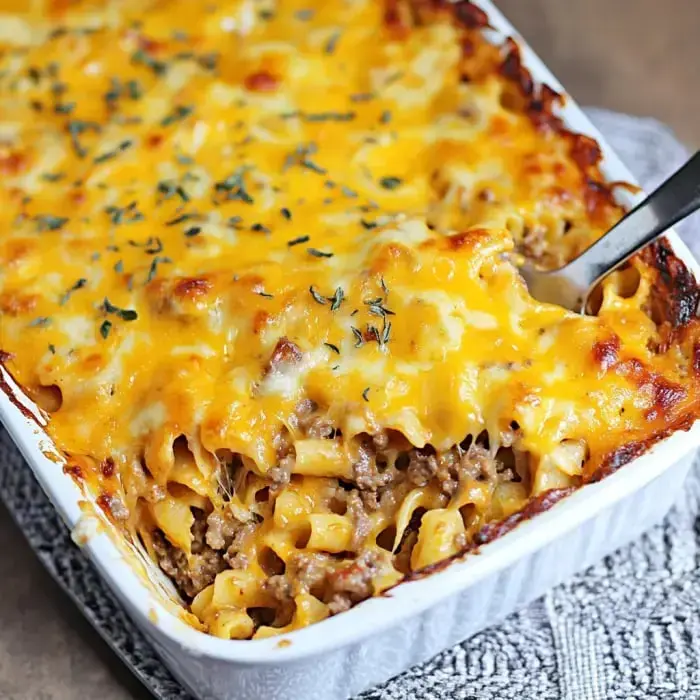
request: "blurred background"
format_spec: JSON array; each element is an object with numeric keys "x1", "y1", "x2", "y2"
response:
[{"x1": 497, "y1": 0, "x2": 700, "y2": 147}]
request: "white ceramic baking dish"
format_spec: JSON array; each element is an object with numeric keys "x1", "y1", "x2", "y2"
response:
[{"x1": 2, "y1": 2, "x2": 700, "y2": 699}]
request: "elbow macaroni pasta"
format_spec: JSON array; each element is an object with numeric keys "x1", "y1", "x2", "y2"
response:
[{"x1": 1, "y1": 0, "x2": 700, "y2": 639}]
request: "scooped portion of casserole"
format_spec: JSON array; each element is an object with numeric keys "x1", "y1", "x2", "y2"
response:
[{"x1": 1, "y1": 0, "x2": 699, "y2": 638}]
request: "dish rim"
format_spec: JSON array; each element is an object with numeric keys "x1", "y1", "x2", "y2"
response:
[{"x1": 1, "y1": 0, "x2": 699, "y2": 665}]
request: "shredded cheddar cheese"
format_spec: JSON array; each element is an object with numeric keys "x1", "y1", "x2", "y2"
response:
[{"x1": 1, "y1": 0, "x2": 700, "y2": 639}]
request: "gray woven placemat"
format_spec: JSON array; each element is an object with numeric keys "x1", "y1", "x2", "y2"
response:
[{"x1": 1, "y1": 107, "x2": 699, "y2": 700}]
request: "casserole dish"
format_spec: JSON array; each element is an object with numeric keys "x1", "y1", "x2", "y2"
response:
[{"x1": 1, "y1": 1, "x2": 700, "y2": 698}]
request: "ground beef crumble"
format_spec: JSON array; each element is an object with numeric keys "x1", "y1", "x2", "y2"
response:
[
  {"x1": 205, "y1": 510, "x2": 239, "y2": 550},
  {"x1": 151, "y1": 422, "x2": 530, "y2": 624},
  {"x1": 268, "y1": 428, "x2": 295, "y2": 492},
  {"x1": 405, "y1": 442, "x2": 514, "y2": 496},
  {"x1": 151, "y1": 508, "x2": 255, "y2": 598},
  {"x1": 352, "y1": 436, "x2": 397, "y2": 492},
  {"x1": 406, "y1": 448, "x2": 438, "y2": 487},
  {"x1": 152, "y1": 528, "x2": 226, "y2": 599},
  {"x1": 262, "y1": 574, "x2": 295, "y2": 625},
  {"x1": 326, "y1": 550, "x2": 380, "y2": 614},
  {"x1": 293, "y1": 399, "x2": 336, "y2": 438},
  {"x1": 223, "y1": 520, "x2": 256, "y2": 568},
  {"x1": 267, "y1": 458, "x2": 293, "y2": 492},
  {"x1": 257, "y1": 550, "x2": 382, "y2": 617},
  {"x1": 345, "y1": 490, "x2": 371, "y2": 549},
  {"x1": 290, "y1": 552, "x2": 332, "y2": 593}
]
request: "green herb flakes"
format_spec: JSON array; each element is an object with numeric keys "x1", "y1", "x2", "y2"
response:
[
  {"x1": 54, "y1": 102, "x2": 75, "y2": 115},
  {"x1": 379, "y1": 176, "x2": 403, "y2": 190},
  {"x1": 175, "y1": 152, "x2": 195, "y2": 166},
  {"x1": 165, "y1": 213, "x2": 196, "y2": 226},
  {"x1": 94, "y1": 139, "x2": 132, "y2": 164},
  {"x1": 105, "y1": 201, "x2": 144, "y2": 226},
  {"x1": 156, "y1": 180, "x2": 189, "y2": 203},
  {"x1": 102, "y1": 298, "x2": 138, "y2": 321},
  {"x1": 364, "y1": 298, "x2": 395, "y2": 318},
  {"x1": 309, "y1": 286, "x2": 327, "y2": 305},
  {"x1": 143, "y1": 237, "x2": 163, "y2": 254},
  {"x1": 131, "y1": 49, "x2": 167, "y2": 76},
  {"x1": 350, "y1": 92, "x2": 375, "y2": 103},
  {"x1": 127, "y1": 79, "x2": 143, "y2": 100},
  {"x1": 214, "y1": 167, "x2": 254, "y2": 204},
  {"x1": 40, "y1": 172, "x2": 65, "y2": 182},
  {"x1": 381, "y1": 320, "x2": 392, "y2": 346},
  {"x1": 59, "y1": 278, "x2": 88, "y2": 305},
  {"x1": 35, "y1": 214, "x2": 68, "y2": 232},
  {"x1": 146, "y1": 256, "x2": 172, "y2": 283},
  {"x1": 284, "y1": 143, "x2": 326, "y2": 175},
  {"x1": 329, "y1": 287, "x2": 344, "y2": 311},
  {"x1": 325, "y1": 32, "x2": 341, "y2": 54},
  {"x1": 351, "y1": 326, "x2": 364, "y2": 347},
  {"x1": 160, "y1": 104, "x2": 194, "y2": 127},
  {"x1": 67, "y1": 119, "x2": 101, "y2": 159},
  {"x1": 307, "y1": 247, "x2": 333, "y2": 258},
  {"x1": 99, "y1": 320, "x2": 112, "y2": 339},
  {"x1": 305, "y1": 112, "x2": 355, "y2": 123}
]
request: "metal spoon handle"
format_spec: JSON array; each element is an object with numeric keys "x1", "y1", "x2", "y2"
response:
[{"x1": 565, "y1": 151, "x2": 700, "y2": 292}]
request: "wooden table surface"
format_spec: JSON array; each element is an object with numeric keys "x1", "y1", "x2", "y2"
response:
[{"x1": 2, "y1": 2, "x2": 698, "y2": 698}]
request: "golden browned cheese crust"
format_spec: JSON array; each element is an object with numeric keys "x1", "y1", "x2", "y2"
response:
[{"x1": 1, "y1": 0, "x2": 699, "y2": 638}]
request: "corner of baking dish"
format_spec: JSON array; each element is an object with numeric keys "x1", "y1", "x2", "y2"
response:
[{"x1": 2, "y1": 0, "x2": 700, "y2": 666}]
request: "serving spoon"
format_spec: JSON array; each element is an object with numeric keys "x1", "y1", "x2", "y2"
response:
[{"x1": 520, "y1": 151, "x2": 700, "y2": 312}]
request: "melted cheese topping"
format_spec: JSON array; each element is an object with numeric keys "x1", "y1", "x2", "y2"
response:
[{"x1": 1, "y1": 0, "x2": 699, "y2": 639}]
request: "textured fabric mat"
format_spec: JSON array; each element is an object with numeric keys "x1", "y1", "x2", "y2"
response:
[{"x1": 1, "y1": 107, "x2": 699, "y2": 700}]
